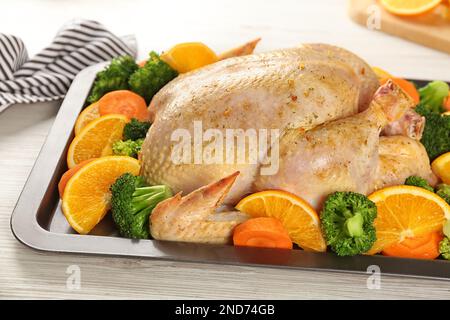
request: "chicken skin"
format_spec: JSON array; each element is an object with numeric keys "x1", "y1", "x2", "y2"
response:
[
  {"x1": 255, "y1": 80, "x2": 435, "y2": 209},
  {"x1": 150, "y1": 172, "x2": 248, "y2": 244},
  {"x1": 141, "y1": 44, "x2": 379, "y2": 204}
]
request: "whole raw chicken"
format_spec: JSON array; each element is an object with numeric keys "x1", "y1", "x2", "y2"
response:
[{"x1": 142, "y1": 44, "x2": 436, "y2": 244}]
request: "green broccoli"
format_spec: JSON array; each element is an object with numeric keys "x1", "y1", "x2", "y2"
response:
[
  {"x1": 321, "y1": 192, "x2": 377, "y2": 257},
  {"x1": 417, "y1": 80, "x2": 449, "y2": 114},
  {"x1": 415, "y1": 109, "x2": 450, "y2": 161},
  {"x1": 110, "y1": 173, "x2": 172, "y2": 239},
  {"x1": 123, "y1": 118, "x2": 151, "y2": 141},
  {"x1": 112, "y1": 139, "x2": 144, "y2": 158},
  {"x1": 405, "y1": 176, "x2": 434, "y2": 192},
  {"x1": 439, "y1": 237, "x2": 450, "y2": 260},
  {"x1": 129, "y1": 51, "x2": 178, "y2": 104},
  {"x1": 436, "y1": 184, "x2": 450, "y2": 205},
  {"x1": 87, "y1": 56, "x2": 139, "y2": 104},
  {"x1": 438, "y1": 220, "x2": 450, "y2": 260}
]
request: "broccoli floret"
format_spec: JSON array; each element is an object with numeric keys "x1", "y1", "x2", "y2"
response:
[
  {"x1": 444, "y1": 220, "x2": 450, "y2": 238},
  {"x1": 417, "y1": 81, "x2": 449, "y2": 114},
  {"x1": 112, "y1": 139, "x2": 144, "y2": 158},
  {"x1": 87, "y1": 56, "x2": 139, "y2": 104},
  {"x1": 415, "y1": 109, "x2": 450, "y2": 161},
  {"x1": 129, "y1": 51, "x2": 178, "y2": 104},
  {"x1": 436, "y1": 184, "x2": 450, "y2": 205},
  {"x1": 439, "y1": 237, "x2": 450, "y2": 260},
  {"x1": 321, "y1": 192, "x2": 377, "y2": 256},
  {"x1": 123, "y1": 118, "x2": 151, "y2": 141},
  {"x1": 405, "y1": 176, "x2": 434, "y2": 192},
  {"x1": 110, "y1": 173, "x2": 172, "y2": 239}
]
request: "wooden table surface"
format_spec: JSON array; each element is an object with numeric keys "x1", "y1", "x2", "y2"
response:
[{"x1": 1, "y1": 0, "x2": 450, "y2": 299}]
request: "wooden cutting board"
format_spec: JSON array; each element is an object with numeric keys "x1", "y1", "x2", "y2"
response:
[{"x1": 348, "y1": 0, "x2": 450, "y2": 54}]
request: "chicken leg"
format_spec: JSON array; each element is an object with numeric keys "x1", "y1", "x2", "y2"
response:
[{"x1": 254, "y1": 80, "x2": 426, "y2": 209}]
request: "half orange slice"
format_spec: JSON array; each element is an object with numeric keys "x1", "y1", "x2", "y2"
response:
[
  {"x1": 62, "y1": 156, "x2": 141, "y2": 234},
  {"x1": 236, "y1": 190, "x2": 326, "y2": 252},
  {"x1": 367, "y1": 185, "x2": 450, "y2": 254},
  {"x1": 67, "y1": 114, "x2": 128, "y2": 168}
]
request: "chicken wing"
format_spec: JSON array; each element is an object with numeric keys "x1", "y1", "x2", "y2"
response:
[{"x1": 150, "y1": 172, "x2": 248, "y2": 244}]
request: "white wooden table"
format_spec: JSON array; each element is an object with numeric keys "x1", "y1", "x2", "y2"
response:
[{"x1": 1, "y1": 0, "x2": 449, "y2": 299}]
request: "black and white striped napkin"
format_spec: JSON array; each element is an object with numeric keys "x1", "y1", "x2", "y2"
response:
[{"x1": 0, "y1": 19, "x2": 137, "y2": 112}]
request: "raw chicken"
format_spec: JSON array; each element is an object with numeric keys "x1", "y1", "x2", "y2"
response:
[
  {"x1": 142, "y1": 44, "x2": 379, "y2": 204},
  {"x1": 373, "y1": 136, "x2": 438, "y2": 192},
  {"x1": 150, "y1": 172, "x2": 248, "y2": 244},
  {"x1": 145, "y1": 44, "x2": 437, "y2": 244},
  {"x1": 382, "y1": 109, "x2": 425, "y2": 140},
  {"x1": 255, "y1": 80, "x2": 436, "y2": 209}
]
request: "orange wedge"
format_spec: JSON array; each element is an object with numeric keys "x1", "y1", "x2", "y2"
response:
[
  {"x1": 431, "y1": 152, "x2": 450, "y2": 184},
  {"x1": 380, "y1": 0, "x2": 442, "y2": 16},
  {"x1": 67, "y1": 114, "x2": 129, "y2": 168},
  {"x1": 236, "y1": 190, "x2": 326, "y2": 252},
  {"x1": 161, "y1": 42, "x2": 218, "y2": 73},
  {"x1": 372, "y1": 66, "x2": 393, "y2": 80},
  {"x1": 62, "y1": 156, "x2": 140, "y2": 234},
  {"x1": 367, "y1": 186, "x2": 450, "y2": 255},
  {"x1": 74, "y1": 102, "x2": 100, "y2": 135}
]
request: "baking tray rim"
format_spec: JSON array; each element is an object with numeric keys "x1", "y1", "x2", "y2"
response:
[{"x1": 9, "y1": 62, "x2": 450, "y2": 281}]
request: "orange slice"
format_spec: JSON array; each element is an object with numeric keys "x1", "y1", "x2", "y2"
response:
[
  {"x1": 74, "y1": 102, "x2": 100, "y2": 135},
  {"x1": 380, "y1": 0, "x2": 442, "y2": 16},
  {"x1": 161, "y1": 42, "x2": 218, "y2": 73},
  {"x1": 58, "y1": 159, "x2": 96, "y2": 198},
  {"x1": 236, "y1": 190, "x2": 326, "y2": 252},
  {"x1": 62, "y1": 156, "x2": 140, "y2": 234},
  {"x1": 367, "y1": 186, "x2": 450, "y2": 254},
  {"x1": 432, "y1": 152, "x2": 450, "y2": 184},
  {"x1": 67, "y1": 114, "x2": 129, "y2": 168}
]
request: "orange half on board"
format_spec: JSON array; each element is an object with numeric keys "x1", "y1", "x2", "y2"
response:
[
  {"x1": 380, "y1": 0, "x2": 443, "y2": 16},
  {"x1": 62, "y1": 156, "x2": 141, "y2": 234}
]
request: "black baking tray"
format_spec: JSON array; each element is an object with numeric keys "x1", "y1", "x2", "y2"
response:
[{"x1": 10, "y1": 62, "x2": 450, "y2": 280}]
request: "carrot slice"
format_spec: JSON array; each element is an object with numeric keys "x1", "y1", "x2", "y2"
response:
[
  {"x1": 98, "y1": 90, "x2": 149, "y2": 121},
  {"x1": 233, "y1": 217, "x2": 293, "y2": 250},
  {"x1": 382, "y1": 232, "x2": 443, "y2": 260},
  {"x1": 58, "y1": 159, "x2": 96, "y2": 198},
  {"x1": 380, "y1": 77, "x2": 420, "y2": 105}
]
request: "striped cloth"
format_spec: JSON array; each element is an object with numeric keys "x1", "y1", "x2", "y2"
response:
[{"x1": 0, "y1": 19, "x2": 137, "y2": 112}]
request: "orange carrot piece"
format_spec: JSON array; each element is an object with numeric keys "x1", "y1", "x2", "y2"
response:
[
  {"x1": 233, "y1": 217, "x2": 293, "y2": 250},
  {"x1": 380, "y1": 77, "x2": 420, "y2": 105},
  {"x1": 58, "y1": 159, "x2": 96, "y2": 198},
  {"x1": 98, "y1": 90, "x2": 149, "y2": 121},
  {"x1": 382, "y1": 232, "x2": 443, "y2": 260},
  {"x1": 444, "y1": 91, "x2": 450, "y2": 111}
]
